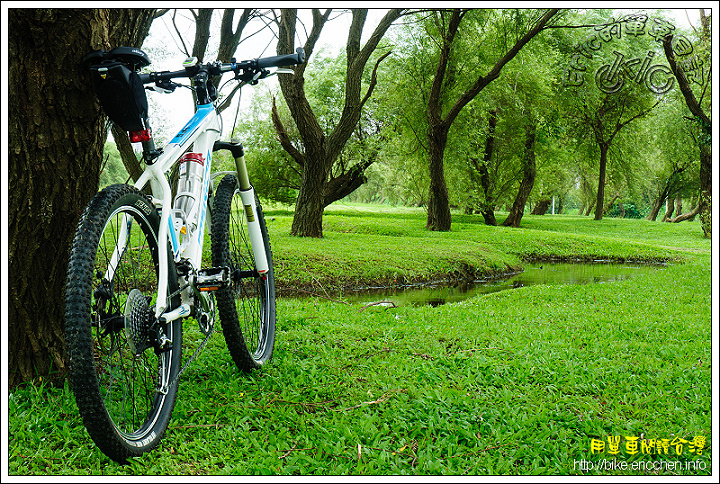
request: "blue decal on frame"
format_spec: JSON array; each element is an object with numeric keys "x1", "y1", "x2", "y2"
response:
[{"x1": 169, "y1": 104, "x2": 215, "y2": 145}]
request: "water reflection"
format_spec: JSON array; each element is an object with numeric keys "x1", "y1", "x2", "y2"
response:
[{"x1": 345, "y1": 261, "x2": 666, "y2": 307}]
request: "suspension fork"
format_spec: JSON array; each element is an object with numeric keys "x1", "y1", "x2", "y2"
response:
[{"x1": 213, "y1": 140, "x2": 269, "y2": 275}]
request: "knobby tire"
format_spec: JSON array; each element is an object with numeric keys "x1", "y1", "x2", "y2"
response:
[
  {"x1": 211, "y1": 174, "x2": 276, "y2": 371},
  {"x1": 64, "y1": 184, "x2": 181, "y2": 463}
]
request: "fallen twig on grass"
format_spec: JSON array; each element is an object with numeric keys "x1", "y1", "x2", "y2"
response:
[
  {"x1": 358, "y1": 300, "x2": 397, "y2": 312},
  {"x1": 278, "y1": 442, "x2": 316, "y2": 459},
  {"x1": 358, "y1": 346, "x2": 391, "y2": 359},
  {"x1": 455, "y1": 347, "x2": 503, "y2": 353},
  {"x1": 338, "y1": 388, "x2": 406, "y2": 412},
  {"x1": 412, "y1": 352, "x2": 434, "y2": 360}
]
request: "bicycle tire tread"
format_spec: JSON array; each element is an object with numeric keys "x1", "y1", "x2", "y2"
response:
[
  {"x1": 211, "y1": 174, "x2": 276, "y2": 372},
  {"x1": 65, "y1": 184, "x2": 180, "y2": 463}
]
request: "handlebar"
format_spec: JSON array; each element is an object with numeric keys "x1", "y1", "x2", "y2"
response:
[
  {"x1": 138, "y1": 47, "x2": 305, "y2": 86},
  {"x1": 257, "y1": 47, "x2": 306, "y2": 69}
]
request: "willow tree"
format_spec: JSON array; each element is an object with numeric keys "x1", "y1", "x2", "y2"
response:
[
  {"x1": 421, "y1": 8, "x2": 558, "y2": 231},
  {"x1": 8, "y1": 8, "x2": 158, "y2": 388},
  {"x1": 662, "y1": 13, "x2": 711, "y2": 237},
  {"x1": 273, "y1": 8, "x2": 404, "y2": 237}
]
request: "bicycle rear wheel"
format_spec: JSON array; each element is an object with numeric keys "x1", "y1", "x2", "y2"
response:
[
  {"x1": 211, "y1": 174, "x2": 276, "y2": 371},
  {"x1": 64, "y1": 184, "x2": 181, "y2": 463}
]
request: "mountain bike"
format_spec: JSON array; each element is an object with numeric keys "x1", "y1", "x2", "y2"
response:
[{"x1": 64, "y1": 45, "x2": 305, "y2": 463}]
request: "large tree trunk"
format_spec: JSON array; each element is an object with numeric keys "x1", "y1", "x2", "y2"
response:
[
  {"x1": 584, "y1": 201, "x2": 596, "y2": 217},
  {"x1": 426, "y1": 130, "x2": 452, "y2": 231},
  {"x1": 478, "y1": 164, "x2": 497, "y2": 226},
  {"x1": 698, "y1": 143, "x2": 711, "y2": 237},
  {"x1": 292, "y1": 154, "x2": 331, "y2": 238},
  {"x1": 8, "y1": 8, "x2": 156, "y2": 388},
  {"x1": 594, "y1": 143, "x2": 609, "y2": 220},
  {"x1": 503, "y1": 123, "x2": 537, "y2": 227},
  {"x1": 646, "y1": 188, "x2": 669, "y2": 221},
  {"x1": 110, "y1": 121, "x2": 143, "y2": 182},
  {"x1": 468, "y1": 109, "x2": 498, "y2": 226},
  {"x1": 532, "y1": 198, "x2": 551, "y2": 215},
  {"x1": 662, "y1": 197, "x2": 676, "y2": 221},
  {"x1": 668, "y1": 200, "x2": 700, "y2": 223}
]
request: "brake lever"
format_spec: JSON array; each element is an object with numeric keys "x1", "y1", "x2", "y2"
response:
[
  {"x1": 248, "y1": 68, "x2": 270, "y2": 85},
  {"x1": 148, "y1": 79, "x2": 179, "y2": 93}
]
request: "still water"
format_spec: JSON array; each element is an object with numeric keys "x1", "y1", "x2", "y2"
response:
[{"x1": 344, "y1": 261, "x2": 666, "y2": 307}]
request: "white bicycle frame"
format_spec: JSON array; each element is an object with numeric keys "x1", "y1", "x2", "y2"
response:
[{"x1": 106, "y1": 101, "x2": 268, "y2": 321}]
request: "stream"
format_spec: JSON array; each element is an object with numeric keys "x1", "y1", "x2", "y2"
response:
[{"x1": 341, "y1": 260, "x2": 667, "y2": 307}]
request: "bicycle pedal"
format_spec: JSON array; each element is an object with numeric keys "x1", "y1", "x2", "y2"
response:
[{"x1": 194, "y1": 267, "x2": 230, "y2": 292}]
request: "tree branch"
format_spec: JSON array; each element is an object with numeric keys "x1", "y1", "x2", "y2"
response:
[
  {"x1": 217, "y1": 9, "x2": 254, "y2": 62},
  {"x1": 608, "y1": 99, "x2": 660, "y2": 144},
  {"x1": 296, "y1": 8, "x2": 332, "y2": 77},
  {"x1": 271, "y1": 97, "x2": 305, "y2": 167},
  {"x1": 662, "y1": 34, "x2": 711, "y2": 128},
  {"x1": 172, "y1": 10, "x2": 190, "y2": 57},
  {"x1": 443, "y1": 8, "x2": 559, "y2": 129},
  {"x1": 359, "y1": 51, "x2": 392, "y2": 108}
]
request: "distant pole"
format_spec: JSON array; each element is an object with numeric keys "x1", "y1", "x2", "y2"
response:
[{"x1": 552, "y1": 196, "x2": 555, "y2": 215}]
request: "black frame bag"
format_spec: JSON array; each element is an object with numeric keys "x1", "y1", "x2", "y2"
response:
[{"x1": 85, "y1": 47, "x2": 151, "y2": 133}]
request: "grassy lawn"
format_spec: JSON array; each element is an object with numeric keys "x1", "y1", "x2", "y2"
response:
[{"x1": 7, "y1": 205, "x2": 713, "y2": 476}]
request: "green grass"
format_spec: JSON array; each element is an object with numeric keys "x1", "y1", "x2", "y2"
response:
[
  {"x1": 267, "y1": 205, "x2": 704, "y2": 292},
  {"x1": 8, "y1": 205, "x2": 712, "y2": 475}
]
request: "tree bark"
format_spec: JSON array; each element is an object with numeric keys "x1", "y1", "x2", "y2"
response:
[
  {"x1": 110, "y1": 121, "x2": 143, "y2": 182},
  {"x1": 698, "y1": 143, "x2": 711, "y2": 237},
  {"x1": 8, "y1": 8, "x2": 156, "y2": 388},
  {"x1": 646, "y1": 199, "x2": 663, "y2": 221},
  {"x1": 192, "y1": 9, "x2": 213, "y2": 60},
  {"x1": 662, "y1": 196, "x2": 676, "y2": 221},
  {"x1": 477, "y1": 164, "x2": 497, "y2": 225},
  {"x1": 503, "y1": 123, "x2": 537, "y2": 227},
  {"x1": 584, "y1": 201, "x2": 596, "y2": 217},
  {"x1": 602, "y1": 192, "x2": 621, "y2": 217},
  {"x1": 668, "y1": 202, "x2": 701, "y2": 223},
  {"x1": 426, "y1": 129, "x2": 452, "y2": 230},
  {"x1": 468, "y1": 109, "x2": 498, "y2": 226},
  {"x1": 532, "y1": 199, "x2": 551, "y2": 215},
  {"x1": 217, "y1": 9, "x2": 254, "y2": 62}
]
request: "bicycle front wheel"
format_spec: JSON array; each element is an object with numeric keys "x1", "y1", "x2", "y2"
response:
[
  {"x1": 64, "y1": 184, "x2": 181, "y2": 463},
  {"x1": 211, "y1": 174, "x2": 276, "y2": 371}
]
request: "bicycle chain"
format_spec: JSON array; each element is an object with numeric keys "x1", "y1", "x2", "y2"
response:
[
  {"x1": 158, "y1": 281, "x2": 216, "y2": 393},
  {"x1": 166, "y1": 322, "x2": 215, "y2": 392}
]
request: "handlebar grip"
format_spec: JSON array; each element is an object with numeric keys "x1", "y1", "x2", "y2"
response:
[
  {"x1": 256, "y1": 47, "x2": 306, "y2": 69},
  {"x1": 138, "y1": 69, "x2": 188, "y2": 84}
]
